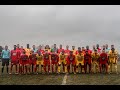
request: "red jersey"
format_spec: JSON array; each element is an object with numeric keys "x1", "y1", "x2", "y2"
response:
[
  {"x1": 100, "y1": 53, "x2": 108, "y2": 63},
  {"x1": 29, "y1": 53, "x2": 37, "y2": 61},
  {"x1": 43, "y1": 53, "x2": 50, "y2": 61},
  {"x1": 97, "y1": 48, "x2": 101, "y2": 54},
  {"x1": 58, "y1": 49, "x2": 64, "y2": 54},
  {"x1": 85, "y1": 49, "x2": 92, "y2": 54},
  {"x1": 11, "y1": 50, "x2": 19, "y2": 61},
  {"x1": 67, "y1": 55, "x2": 75, "y2": 62},
  {"x1": 84, "y1": 54, "x2": 92, "y2": 63},
  {"x1": 37, "y1": 49, "x2": 44, "y2": 54},
  {"x1": 51, "y1": 53, "x2": 59, "y2": 62},
  {"x1": 16, "y1": 48, "x2": 21, "y2": 59},
  {"x1": 20, "y1": 54, "x2": 29, "y2": 61},
  {"x1": 65, "y1": 49, "x2": 70, "y2": 55}
]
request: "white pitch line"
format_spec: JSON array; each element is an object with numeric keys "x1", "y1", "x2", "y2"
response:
[{"x1": 61, "y1": 74, "x2": 68, "y2": 85}]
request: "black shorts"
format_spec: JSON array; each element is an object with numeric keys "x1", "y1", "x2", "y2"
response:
[{"x1": 2, "y1": 58, "x2": 10, "y2": 66}]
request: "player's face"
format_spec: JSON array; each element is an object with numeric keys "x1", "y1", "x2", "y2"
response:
[
  {"x1": 21, "y1": 46, "x2": 23, "y2": 49},
  {"x1": 54, "y1": 44, "x2": 56, "y2": 48},
  {"x1": 39, "y1": 45, "x2": 42, "y2": 49},
  {"x1": 60, "y1": 45, "x2": 62, "y2": 49},
  {"x1": 112, "y1": 48, "x2": 114, "y2": 53},
  {"x1": 111, "y1": 45, "x2": 114, "y2": 49},
  {"x1": 14, "y1": 45, "x2": 16, "y2": 50},
  {"x1": 17, "y1": 44, "x2": 20, "y2": 48},
  {"x1": 93, "y1": 45, "x2": 95, "y2": 49},
  {"x1": 78, "y1": 47, "x2": 81, "y2": 51},
  {"x1": 96, "y1": 44, "x2": 99, "y2": 48},
  {"x1": 86, "y1": 46, "x2": 89, "y2": 50},
  {"x1": 95, "y1": 50, "x2": 97, "y2": 54},
  {"x1": 72, "y1": 46, "x2": 75, "y2": 50},
  {"x1": 66, "y1": 45, "x2": 69, "y2": 49},
  {"x1": 27, "y1": 44, "x2": 29, "y2": 48},
  {"x1": 5, "y1": 46, "x2": 8, "y2": 50},
  {"x1": 33, "y1": 45, "x2": 35, "y2": 49},
  {"x1": 82, "y1": 47, "x2": 84, "y2": 51},
  {"x1": 106, "y1": 44, "x2": 108, "y2": 48},
  {"x1": 102, "y1": 50, "x2": 105, "y2": 53}
]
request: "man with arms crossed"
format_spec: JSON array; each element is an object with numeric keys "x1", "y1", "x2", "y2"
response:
[{"x1": 1, "y1": 45, "x2": 10, "y2": 74}]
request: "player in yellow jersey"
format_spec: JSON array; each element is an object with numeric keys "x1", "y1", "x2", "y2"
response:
[
  {"x1": 58, "y1": 50, "x2": 66, "y2": 73},
  {"x1": 44, "y1": 45, "x2": 51, "y2": 53},
  {"x1": 91, "y1": 49, "x2": 100, "y2": 73},
  {"x1": 36, "y1": 52, "x2": 44, "y2": 74},
  {"x1": 76, "y1": 50, "x2": 84, "y2": 73},
  {"x1": 72, "y1": 46, "x2": 76, "y2": 55},
  {"x1": 24, "y1": 44, "x2": 31, "y2": 56},
  {"x1": 108, "y1": 46, "x2": 118, "y2": 74}
]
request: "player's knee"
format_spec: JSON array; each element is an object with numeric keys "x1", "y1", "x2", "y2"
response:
[{"x1": 115, "y1": 65, "x2": 117, "y2": 69}]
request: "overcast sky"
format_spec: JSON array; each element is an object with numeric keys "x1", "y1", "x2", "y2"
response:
[{"x1": 0, "y1": 5, "x2": 120, "y2": 51}]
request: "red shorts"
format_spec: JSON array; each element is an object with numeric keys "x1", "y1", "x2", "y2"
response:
[
  {"x1": 51, "y1": 60, "x2": 58, "y2": 64},
  {"x1": 100, "y1": 61, "x2": 107, "y2": 65},
  {"x1": 21, "y1": 60, "x2": 29, "y2": 65},
  {"x1": 84, "y1": 61, "x2": 91, "y2": 65},
  {"x1": 44, "y1": 60, "x2": 50, "y2": 66},
  {"x1": 67, "y1": 60, "x2": 76, "y2": 65},
  {"x1": 11, "y1": 60, "x2": 19, "y2": 65},
  {"x1": 29, "y1": 60, "x2": 36, "y2": 65}
]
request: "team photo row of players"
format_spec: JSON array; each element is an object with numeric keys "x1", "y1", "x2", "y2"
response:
[{"x1": 1, "y1": 44, "x2": 119, "y2": 75}]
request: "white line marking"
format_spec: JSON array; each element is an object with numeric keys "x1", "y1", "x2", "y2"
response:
[{"x1": 61, "y1": 74, "x2": 68, "y2": 85}]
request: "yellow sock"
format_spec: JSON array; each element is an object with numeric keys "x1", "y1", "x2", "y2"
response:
[
  {"x1": 65, "y1": 66, "x2": 67, "y2": 73},
  {"x1": 58, "y1": 66, "x2": 61, "y2": 73}
]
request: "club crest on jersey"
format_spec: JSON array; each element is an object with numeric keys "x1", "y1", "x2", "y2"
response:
[
  {"x1": 78, "y1": 56, "x2": 82, "y2": 61},
  {"x1": 38, "y1": 56, "x2": 42, "y2": 61},
  {"x1": 23, "y1": 56, "x2": 28, "y2": 60},
  {"x1": 60, "y1": 55, "x2": 65, "y2": 60},
  {"x1": 85, "y1": 56, "x2": 89, "y2": 60},
  {"x1": 102, "y1": 57, "x2": 106, "y2": 61}
]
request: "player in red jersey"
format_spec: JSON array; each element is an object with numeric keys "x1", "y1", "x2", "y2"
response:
[
  {"x1": 96, "y1": 44, "x2": 101, "y2": 54},
  {"x1": 85, "y1": 46, "x2": 92, "y2": 54},
  {"x1": 51, "y1": 50, "x2": 59, "y2": 74},
  {"x1": 43, "y1": 50, "x2": 51, "y2": 74},
  {"x1": 37, "y1": 45, "x2": 44, "y2": 54},
  {"x1": 84, "y1": 50, "x2": 92, "y2": 73},
  {"x1": 99, "y1": 50, "x2": 108, "y2": 73},
  {"x1": 82, "y1": 47, "x2": 85, "y2": 55},
  {"x1": 66, "y1": 51, "x2": 76, "y2": 74},
  {"x1": 19, "y1": 50, "x2": 29, "y2": 74},
  {"x1": 65, "y1": 45, "x2": 70, "y2": 56},
  {"x1": 9, "y1": 45, "x2": 19, "y2": 74},
  {"x1": 75, "y1": 47, "x2": 81, "y2": 55},
  {"x1": 29, "y1": 50, "x2": 37, "y2": 74},
  {"x1": 58, "y1": 44, "x2": 64, "y2": 54}
]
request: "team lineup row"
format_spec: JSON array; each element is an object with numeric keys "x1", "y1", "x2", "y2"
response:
[{"x1": 0, "y1": 44, "x2": 119, "y2": 75}]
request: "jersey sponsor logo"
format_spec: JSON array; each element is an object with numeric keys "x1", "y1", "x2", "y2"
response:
[
  {"x1": 101, "y1": 57, "x2": 106, "y2": 61},
  {"x1": 37, "y1": 56, "x2": 42, "y2": 61},
  {"x1": 13, "y1": 52, "x2": 17, "y2": 56},
  {"x1": 44, "y1": 54, "x2": 49, "y2": 60},
  {"x1": 77, "y1": 56, "x2": 83, "y2": 61},
  {"x1": 22, "y1": 56, "x2": 28, "y2": 61},
  {"x1": 69, "y1": 56, "x2": 74, "y2": 61},
  {"x1": 51, "y1": 54, "x2": 57, "y2": 60},
  {"x1": 60, "y1": 55, "x2": 65, "y2": 60},
  {"x1": 85, "y1": 56, "x2": 89, "y2": 60}
]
